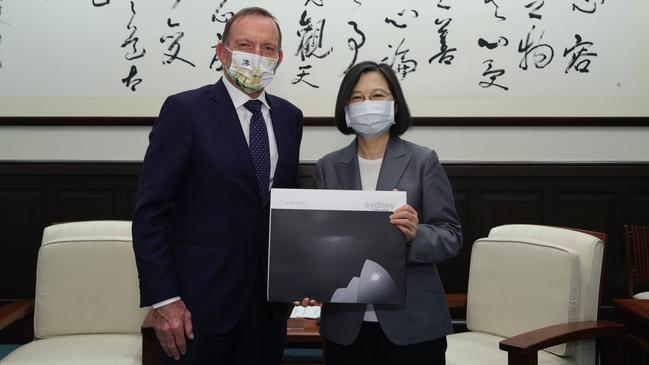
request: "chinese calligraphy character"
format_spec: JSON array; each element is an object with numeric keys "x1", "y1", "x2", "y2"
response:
[
  {"x1": 398, "y1": 9, "x2": 419, "y2": 17},
  {"x1": 211, "y1": 0, "x2": 233, "y2": 23},
  {"x1": 572, "y1": 0, "x2": 604, "y2": 14},
  {"x1": 518, "y1": 25, "x2": 554, "y2": 70},
  {"x1": 381, "y1": 38, "x2": 417, "y2": 80},
  {"x1": 479, "y1": 60, "x2": 508, "y2": 91},
  {"x1": 121, "y1": 65, "x2": 142, "y2": 91},
  {"x1": 305, "y1": 0, "x2": 323, "y2": 6},
  {"x1": 437, "y1": 0, "x2": 451, "y2": 10},
  {"x1": 161, "y1": 31, "x2": 196, "y2": 67},
  {"x1": 292, "y1": 65, "x2": 319, "y2": 88},
  {"x1": 120, "y1": 1, "x2": 145, "y2": 92},
  {"x1": 563, "y1": 34, "x2": 597, "y2": 73},
  {"x1": 213, "y1": 11, "x2": 233, "y2": 24},
  {"x1": 429, "y1": 18, "x2": 456, "y2": 65},
  {"x1": 385, "y1": 17, "x2": 407, "y2": 29},
  {"x1": 121, "y1": 1, "x2": 146, "y2": 61},
  {"x1": 295, "y1": 10, "x2": 333, "y2": 61},
  {"x1": 478, "y1": 36, "x2": 509, "y2": 49},
  {"x1": 92, "y1": 0, "x2": 110, "y2": 6},
  {"x1": 525, "y1": 0, "x2": 544, "y2": 20},
  {"x1": 293, "y1": 6, "x2": 332, "y2": 89},
  {"x1": 484, "y1": 0, "x2": 506, "y2": 21},
  {"x1": 161, "y1": 3, "x2": 195, "y2": 69},
  {"x1": 161, "y1": 26, "x2": 195, "y2": 66},
  {"x1": 385, "y1": 9, "x2": 418, "y2": 29},
  {"x1": 344, "y1": 21, "x2": 366, "y2": 73}
]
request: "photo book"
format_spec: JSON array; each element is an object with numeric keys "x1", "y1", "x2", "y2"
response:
[{"x1": 268, "y1": 188, "x2": 407, "y2": 304}]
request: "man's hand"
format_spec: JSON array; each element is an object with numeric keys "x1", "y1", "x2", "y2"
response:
[{"x1": 153, "y1": 300, "x2": 194, "y2": 360}]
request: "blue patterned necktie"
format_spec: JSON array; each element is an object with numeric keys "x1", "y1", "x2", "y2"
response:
[{"x1": 244, "y1": 99, "x2": 270, "y2": 204}]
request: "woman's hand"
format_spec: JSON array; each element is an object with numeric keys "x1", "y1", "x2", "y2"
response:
[{"x1": 390, "y1": 204, "x2": 419, "y2": 242}]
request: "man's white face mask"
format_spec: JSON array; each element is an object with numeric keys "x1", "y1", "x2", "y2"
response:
[
  {"x1": 225, "y1": 46, "x2": 278, "y2": 93},
  {"x1": 345, "y1": 100, "x2": 396, "y2": 139}
]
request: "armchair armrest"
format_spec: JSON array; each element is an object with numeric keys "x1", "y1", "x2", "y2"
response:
[
  {"x1": 0, "y1": 299, "x2": 34, "y2": 331},
  {"x1": 499, "y1": 320, "x2": 626, "y2": 365},
  {"x1": 446, "y1": 293, "x2": 467, "y2": 308}
]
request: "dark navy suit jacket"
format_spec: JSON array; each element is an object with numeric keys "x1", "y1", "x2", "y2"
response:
[{"x1": 133, "y1": 78, "x2": 303, "y2": 333}]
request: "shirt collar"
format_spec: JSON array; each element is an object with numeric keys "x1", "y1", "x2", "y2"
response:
[{"x1": 222, "y1": 75, "x2": 271, "y2": 111}]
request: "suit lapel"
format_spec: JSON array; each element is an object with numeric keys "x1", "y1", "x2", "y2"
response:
[
  {"x1": 376, "y1": 137, "x2": 410, "y2": 191},
  {"x1": 208, "y1": 79, "x2": 257, "y2": 185},
  {"x1": 335, "y1": 139, "x2": 362, "y2": 190}
]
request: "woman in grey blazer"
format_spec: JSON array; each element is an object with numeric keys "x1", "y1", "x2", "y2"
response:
[{"x1": 301, "y1": 61, "x2": 462, "y2": 364}]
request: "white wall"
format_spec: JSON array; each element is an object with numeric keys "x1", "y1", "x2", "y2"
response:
[
  {"x1": 1, "y1": 2, "x2": 647, "y2": 163},
  {"x1": 1, "y1": 125, "x2": 647, "y2": 163}
]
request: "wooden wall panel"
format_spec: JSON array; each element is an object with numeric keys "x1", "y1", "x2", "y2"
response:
[
  {"x1": 126, "y1": 190, "x2": 138, "y2": 221},
  {"x1": 553, "y1": 193, "x2": 616, "y2": 232},
  {"x1": 627, "y1": 193, "x2": 649, "y2": 224},
  {"x1": 1, "y1": 162, "x2": 648, "y2": 318},
  {"x1": 439, "y1": 191, "x2": 471, "y2": 294},
  {"x1": 58, "y1": 190, "x2": 116, "y2": 222},
  {"x1": 479, "y1": 192, "x2": 544, "y2": 231},
  {"x1": 0, "y1": 190, "x2": 47, "y2": 298}
]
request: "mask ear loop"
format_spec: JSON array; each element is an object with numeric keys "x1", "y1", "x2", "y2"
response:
[{"x1": 221, "y1": 44, "x2": 234, "y2": 74}]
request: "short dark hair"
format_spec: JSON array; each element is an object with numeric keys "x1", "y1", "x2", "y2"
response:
[
  {"x1": 221, "y1": 7, "x2": 283, "y2": 51},
  {"x1": 335, "y1": 61, "x2": 411, "y2": 136}
]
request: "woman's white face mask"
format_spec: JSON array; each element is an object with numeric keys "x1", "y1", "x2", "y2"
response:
[
  {"x1": 225, "y1": 46, "x2": 278, "y2": 93},
  {"x1": 345, "y1": 100, "x2": 396, "y2": 139}
]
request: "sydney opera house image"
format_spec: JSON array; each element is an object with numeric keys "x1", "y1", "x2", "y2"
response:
[{"x1": 268, "y1": 209, "x2": 406, "y2": 304}]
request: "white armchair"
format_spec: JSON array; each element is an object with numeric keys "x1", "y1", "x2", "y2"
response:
[
  {"x1": 0, "y1": 221, "x2": 148, "y2": 365},
  {"x1": 446, "y1": 224, "x2": 625, "y2": 365}
]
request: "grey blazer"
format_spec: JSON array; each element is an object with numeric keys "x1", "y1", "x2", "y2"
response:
[{"x1": 315, "y1": 136, "x2": 463, "y2": 346}]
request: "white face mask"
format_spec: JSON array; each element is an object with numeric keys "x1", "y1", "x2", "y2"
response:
[
  {"x1": 345, "y1": 100, "x2": 396, "y2": 139},
  {"x1": 225, "y1": 46, "x2": 278, "y2": 93}
]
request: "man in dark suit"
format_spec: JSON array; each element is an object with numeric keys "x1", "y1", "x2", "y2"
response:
[{"x1": 132, "y1": 7, "x2": 303, "y2": 364}]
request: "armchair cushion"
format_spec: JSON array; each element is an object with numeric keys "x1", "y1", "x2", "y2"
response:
[
  {"x1": 446, "y1": 332, "x2": 577, "y2": 365},
  {"x1": 466, "y1": 238, "x2": 580, "y2": 356},
  {"x1": 0, "y1": 334, "x2": 142, "y2": 365},
  {"x1": 488, "y1": 225, "x2": 604, "y2": 325},
  {"x1": 34, "y1": 221, "x2": 147, "y2": 338}
]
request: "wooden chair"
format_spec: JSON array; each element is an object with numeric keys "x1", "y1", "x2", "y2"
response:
[
  {"x1": 624, "y1": 224, "x2": 649, "y2": 299},
  {"x1": 445, "y1": 224, "x2": 625, "y2": 365},
  {"x1": 0, "y1": 221, "x2": 148, "y2": 365}
]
